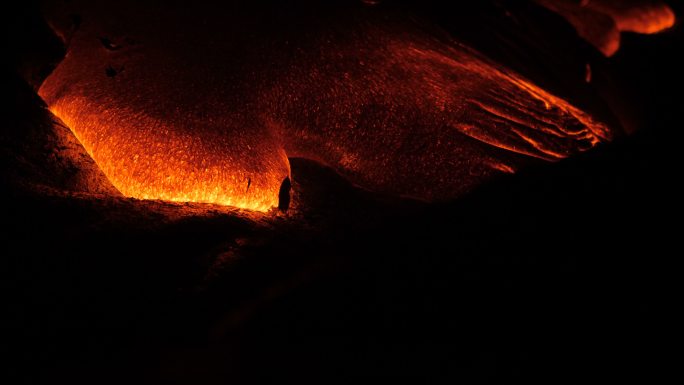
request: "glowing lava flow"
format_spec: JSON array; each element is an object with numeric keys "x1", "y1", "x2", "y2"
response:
[
  {"x1": 537, "y1": 0, "x2": 675, "y2": 56},
  {"x1": 39, "y1": 9, "x2": 292, "y2": 212},
  {"x1": 578, "y1": 0, "x2": 676, "y2": 34},
  {"x1": 43, "y1": 100, "x2": 290, "y2": 212},
  {"x1": 272, "y1": 33, "x2": 612, "y2": 201},
  {"x1": 39, "y1": 1, "x2": 617, "y2": 210}
]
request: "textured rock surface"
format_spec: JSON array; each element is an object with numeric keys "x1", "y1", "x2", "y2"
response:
[{"x1": 39, "y1": 1, "x2": 615, "y2": 209}]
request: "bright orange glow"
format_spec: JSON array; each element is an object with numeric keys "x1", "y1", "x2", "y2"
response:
[
  {"x1": 537, "y1": 0, "x2": 676, "y2": 56},
  {"x1": 42, "y1": 102, "x2": 290, "y2": 212},
  {"x1": 40, "y1": 56, "x2": 291, "y2": 212},
  {"x1": 39, "y1": 2, "x2": 616, "y2": 209},
  {"x1": 275, "y1": 36, "x2": 612, "y2": 201},
  {"x1": 585, "y1": 0, "x2": 676, "y2": 34}
]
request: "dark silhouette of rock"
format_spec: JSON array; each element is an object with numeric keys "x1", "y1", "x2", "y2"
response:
[{"x1": 278, "y1": 176, "x2": 292, "y2": 212}]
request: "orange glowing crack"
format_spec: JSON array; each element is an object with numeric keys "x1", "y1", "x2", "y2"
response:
[{"x1": 39, "y1": 2, "x2": 618, "y2": 210}]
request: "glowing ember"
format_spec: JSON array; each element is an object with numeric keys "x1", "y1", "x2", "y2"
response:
[
  {"x1": 39, "y1": 2, "x2": 616, "y2": 211},
  {"x1": 537, "y1": 0, "x2": 675, "y2": 56}
]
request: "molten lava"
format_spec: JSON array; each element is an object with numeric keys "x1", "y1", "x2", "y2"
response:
[
  {"x1": 536, "y1": 0, "x2": 675, "y2": 56},
  {"x1": 39, "y1": 1, "x2": 618, "y2": 211}
]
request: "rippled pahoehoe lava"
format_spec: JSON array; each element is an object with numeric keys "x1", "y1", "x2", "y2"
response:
[{"x1": 39, "y1": 1, "x2": 617, "y2": 211}]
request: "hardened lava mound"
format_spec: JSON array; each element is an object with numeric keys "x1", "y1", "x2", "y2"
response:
[{"x1": 39, "y1": 1, "x2": 620, "y2": 211}]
